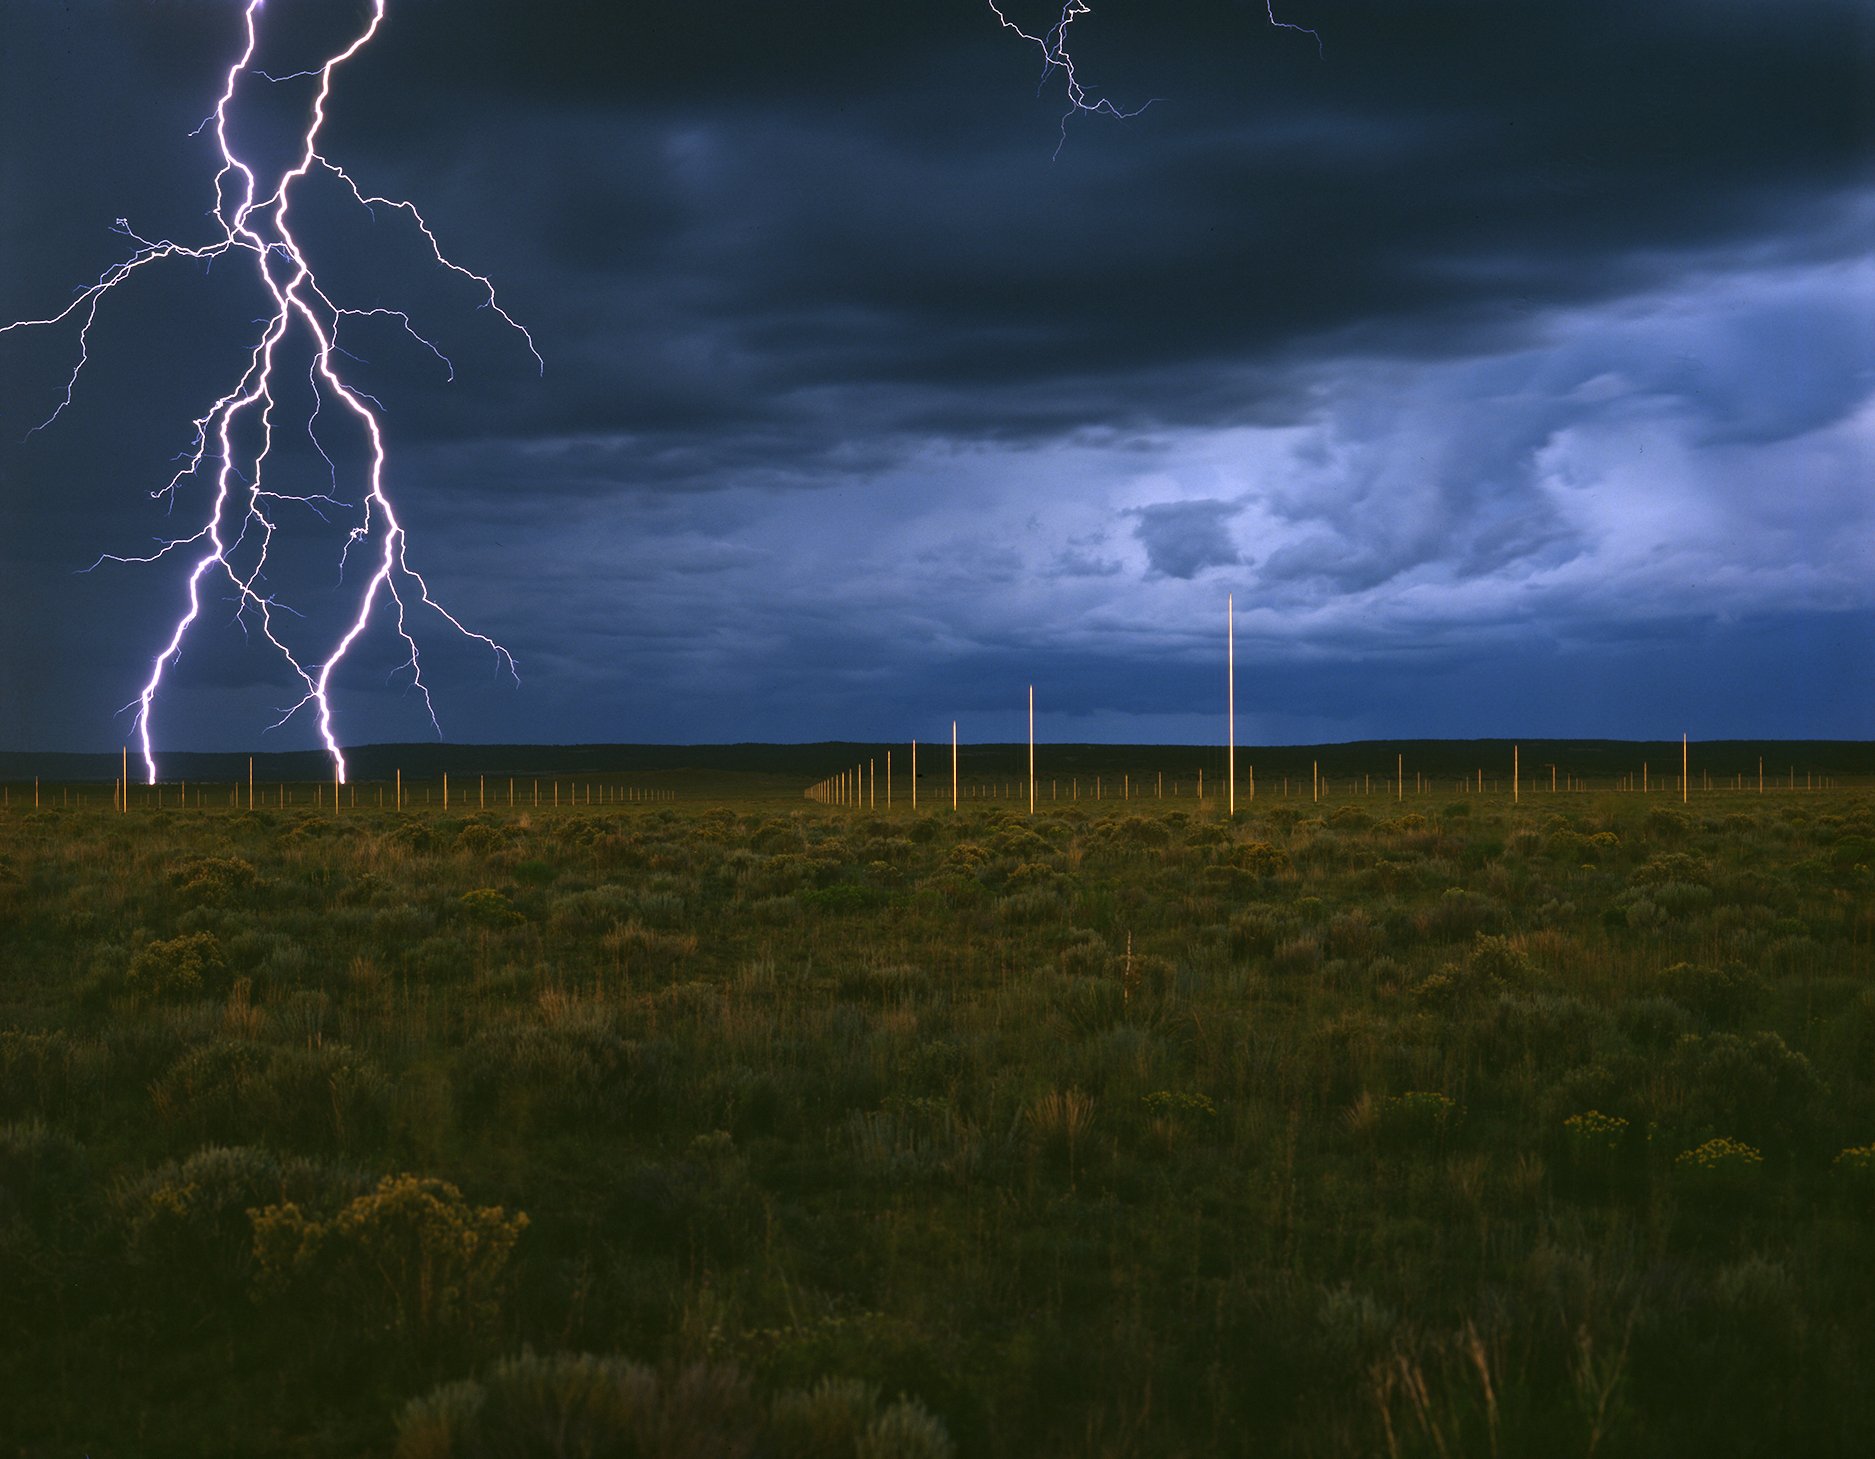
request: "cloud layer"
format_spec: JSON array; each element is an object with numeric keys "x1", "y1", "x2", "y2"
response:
[{"x1": 1, "y1": 1, "x2": 1869, "y2": 751}]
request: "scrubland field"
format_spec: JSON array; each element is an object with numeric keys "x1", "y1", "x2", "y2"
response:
[{"x1": 2, "y1": 782, "x2": 1872, "y2": 1456}]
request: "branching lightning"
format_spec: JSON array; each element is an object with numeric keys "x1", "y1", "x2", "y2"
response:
[
  {"x1": 0, "y1": 0, "x2": 537, "y2": 784},
  {"x1": 988, "y1": 1, "x2": 1320, "y2": 153}
]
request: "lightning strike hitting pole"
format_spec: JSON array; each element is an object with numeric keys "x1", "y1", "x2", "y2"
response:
[
  {"x1": 2, "y1": 1, "x2": 537, "y2": 784},
  {"x1": 988, "y1": 2, "x2": 1319, "y2": 153}
]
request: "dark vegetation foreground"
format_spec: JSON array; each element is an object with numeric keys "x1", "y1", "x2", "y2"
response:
[{"x1": 1, "y1": 788, "x2": 1872, "y2": 1456}]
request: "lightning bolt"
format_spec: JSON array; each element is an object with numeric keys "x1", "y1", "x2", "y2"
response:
[
  {"x1": 0, "y1": 0, "x2": 537, "y2": 784},
  {"x1": 988, "y1": 1, "x2": 1321, "y2": 154}
]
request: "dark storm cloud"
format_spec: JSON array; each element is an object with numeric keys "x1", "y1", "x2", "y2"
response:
[
  {"x1": 1, "y1": 1, "x2": 1870, "y2": 752},
  {"x1": 1132, "y1": 500, "x2": 1244, "y2": 579},
  {"x1": 308, "y1": 0, "x2": 1873, "y2": 457}
]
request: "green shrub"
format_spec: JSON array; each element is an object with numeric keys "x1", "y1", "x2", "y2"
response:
[
  {"x1": 455, "y1": 824, "x2": 504, "y2": 857},
  {"x1": 252, "y1": 1173, "x2": 528, "y2": 1348},
  {"x1": 1379, "y1": 1091, "x2": 1459, "y2": 1144},
  {"x1": 0, "y1": 1120, "x2": 90, "y2": 1235},
  {"x1": 1057, "y1": 929, "x2": 1112, "y2": 978},
  {"x1": 116, "y1": 1144, "x2": 362, "y2": 1298},
  {"x1": 1467, "y1": 933, "x2": 1534, "y2": 985},
  {"x1": 127, "y1": 931, "x2": 229, "y2": 1000},
  {"x1": 1832, "y1": 1143, "x2": 1875, "y2": 1204},
  {"x1": 1234, "y1": 842, "x2": 1290, "y2": 877},
  {"x1": 1141, "y1": 1090, "x2": 1217, "y2": 1122},
  {"x1": 1655, "y1": 961, "x2": 1760, "y2": 1024},
  {"x1": 1673, "y1": 1136, "x2": 1764, "y2": 1194},
  {"x1": 455, "y1": 1022, "x2": 647, "y2": 1131},
  {"x1": 150, "y1": 1039, "x2": 267, "y2": 1140},
  {"x1": 1619, "y1": 995, "x2": 1695, "y2": 1049},
  {"x1": 0, "y1": 1030, "x2": 103, "y2": 1120},
  {"x1": 172, "y1": 856, "x2": 258, "y2": 901},
  {"x1": 394, "y1": 1353, "x2": 954, "y2": 1459},
  {"x1": 459, "y1": 888, "x2": 524, "y2": 927},
  {"x1": 260, "y1": 1042, "x2": 394, "y2": 1153},
  {"x1": 1227, "y1": 909, "x2": 1281, "y2": 956},
  {"x1": 1665, "y1": 1031, "x2": 1824, "y2": 1151},
  {"x1": 1562, "y1": 1109, "x2": 1630, "y2": 1173}
]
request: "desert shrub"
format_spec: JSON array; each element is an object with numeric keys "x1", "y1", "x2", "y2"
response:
[
  {"x1": 1313, "y1": 1285, "x2": 1398, "y2": 1371},
  {"x1": 1644, "y1": 809, "x2": 1692, "y2": 842},
  {"x1": 1057, "y1": 929, "x2": 1112, "y2": 978},
  {"x1": 1111, "y1": 817, "x2": 1171, "y2": 850},
  {"x1": 1023, "y1": 1087, "x2": 1095, "y2": 1166},
  {"x1": 1641, "y1": 880, "x2": 1714, "y2": 920},
  {"x1": 128, "y1": 931, "x2": 229, "y2": 1000},
  {"x1": 603, "y1": 920, "x2": 700, "y2": 966},
  {"x1": 1113, "y1": 950, "x2": 1175, "y2": 1008},
  {"x1": 391, "y1": 822, "x2": 440, "y2": 854},
  {"x1": 1484, "y1": 994, "x2": 1610, "y2": 1070},
  {"x1": 1546, "y1": 828, "x2": 1593, "y2": 862},
  {"x1": 1467, "y1": 933, "x2": 1534, "y2": 985},
  {"x1": 1378, "y1": 1091, "x2": 1459, "y2": 1145},
  {"x1": 1234, "y1": 841, "x2": 1290, "y2": 877},
  {"x1": 455, "y1": 823, "x2": 504, "y2": 857},
  {"x1": 1631, "y1": 852, "x2": 1708, "y2": 888},
  {"x1": 0, "y1": 1120, "x2": 90, "y2": 1236},
  {"x1": 172, "y1": 855, "x2": 258, "y2": 902},
  {"x1": 1140, "y1": 1090, "x2": 1216, "y2": 1122},
  {"x1": 397, "y1": 1357, "x2": 754, "y2": 1458},
  {"x1": 1325, "y1": 910, "x2": 1381, "y2": 960},
  {"x1": 0, "y1": 1030, "x2": 104, "y2": 1120},
  {"x1": 1424, "y1": 887, "x2": 1496, "y2": 941},
  {"x1": 546, "y1": 885, "x2": 637, "y2": 935},
  {"x1": 1270, "y1": 937, "x2": 1322, "y2": 978},
  {"x1": 252, "y1": 1173, "x2": 527, "y2": 1349},
  {"x1": 1504, "y1": 827, "x2": 1545, "y2": 859},
  {"x1": 150, "y1": 1039, "x2": 267, "y2": 1141},
  {"x1": 1673, "y1": 1136, "x2": 1764, "y2": 1196},
  {"x1": 1227, "y1": 908, "x2": 1281, "y2": 957},
  {"x1": 394, "y1": 1355, "x2": 953, "y2": 1459},
  {"x1": 460, "y1": 888, "x2": 524, "y2": 927},
  {"x1": 634, "y1": 889, "x2": 688, "y2": 927},
  {"x1": 748, "y1": 894, "x2": 801, "y2": 924},
  {"x1": 1832, "y1": 1144, "x2": 1875, "y2": 1205},
  {"x1": 853, "y1": 1395, "x2": 955, "y2": 1459},
  {"x1": 1664, "y1": 1031, "x2": 1825, "y2": 1152},
  {"x1": 259, "y1": 1042, "x2": 394, "y2": 1152},
  {"x1": 115, "y1": 1144, "x2": 362, "y2": 1299},
  {"x1": 995, "y1": 885, "x2": 1064, "y2": 924},
  {"x1": 1618, "y1": 995, "x2": 1695, "y2": 1049},
  {"x1": 1655, "y1": 962, "x2": 1762, "y2": 1025},
  {"x1": 837, "y1": 960, "x2": 925, "y2": 1003},
  {"x1": 455, "y1": 1023, "x2": 647, "y2": 1131},
  {"x1": 800, "y1": 883, "x2": 888, "y2": 915},
  {"x1": 1562, "y1": 1109, "x2": 1629, "y2": 1156}
]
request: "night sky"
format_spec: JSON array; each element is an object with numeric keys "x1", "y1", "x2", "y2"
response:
[{"x1": 2, "y1": 1, "x2": 1870, "y2": 756}]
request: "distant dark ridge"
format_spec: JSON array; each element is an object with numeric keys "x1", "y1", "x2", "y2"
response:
[{"x1": 1, "y1": 738, "x2": 1871, "y2": 784}]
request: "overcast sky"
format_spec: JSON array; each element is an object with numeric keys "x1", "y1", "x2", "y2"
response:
[{"x1": 1, "y1": 0, "x2": 1870, "y2": 754}]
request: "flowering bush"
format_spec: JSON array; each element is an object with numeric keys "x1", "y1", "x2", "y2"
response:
[
  {"x1": 1832, "y1": 1143, "x2": 1875, "y2": 1199},
  {"x1": 251, "y1": 1174, "x2": 527, "y2": 1347},
  {"x1": 1380, "y1": 1091, "x2": 1459, "y2": 1143},
  {"x1": 1142, "y1": 1090, "x2": 1216, "y2": 1121},
  {"x1": 1673, "y1": 1137, "x2": 1764, "y2": 1194},
  {"x1": 1564, "y1": 1110, "x2": 1629, "y2": 1156}
]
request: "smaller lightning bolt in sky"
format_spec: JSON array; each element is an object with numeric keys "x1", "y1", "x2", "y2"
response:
[
  {"x1": 0, "y1": 0, "x2": 538, "y2": 784},
  {"x1": 988, "y1": 1, "x2": 1320, "y2": 153}
]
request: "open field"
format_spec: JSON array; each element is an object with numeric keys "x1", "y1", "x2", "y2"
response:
[{"x1": 2, "y1": 767, "x2": 1872, "y2": 1455}]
